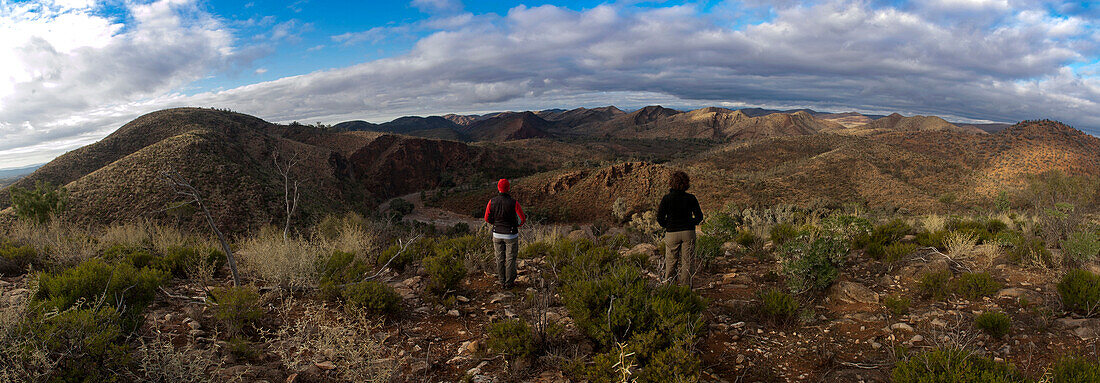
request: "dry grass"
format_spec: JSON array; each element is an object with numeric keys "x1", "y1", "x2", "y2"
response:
[
  {"x1": 0, "y1": 294, "x2": 53, "y2": 382},
  {"x1": 4, "y1": 219, "x2": 97, "y2": 266},
  {"x1": 132, "y1": 330, "x2": 217, "y2": 383},
  {"x1": 267, "y1": 297, "x2": 398, "y2": 382},
  {"x1": 236, "y1": 226, "x2": 324, "y2": 289},
  {"x1": 946, "y1": 231, "x2": 979, "y2": 258},
  {"x1": 98, "y1": 220, "x2": 153, "y2": 250},
  {"x1": 921, "y1": 214, "x2": 948, "y2": 232}
]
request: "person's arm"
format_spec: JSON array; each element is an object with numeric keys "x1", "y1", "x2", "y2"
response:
[
  {"x1": 484, "y1": 201, "x2": 493, "y2": 224},
  {"x1": 515, "y1": 201, "x2": 526, "y2": 226},
  {"x1": 656, "y1": 195, "x2": 669, "y2": 229},
  {"x1": 691, "y1": 195, "x2": 704, "y2": 226}
]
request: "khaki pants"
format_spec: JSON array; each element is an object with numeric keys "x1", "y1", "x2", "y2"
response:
[
  {"x1": 663, "y1": 230, "x2": 696, "y2": 286},
  {"x1": 493, "y1": 237, "x2": 518, "y2": 287}
]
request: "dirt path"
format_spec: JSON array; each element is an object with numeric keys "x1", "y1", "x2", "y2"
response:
[{"x1": 381, "y1": 191, "x2": 486, "y2": 230}]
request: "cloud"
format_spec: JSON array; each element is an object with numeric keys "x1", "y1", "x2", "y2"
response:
[
  {"x1": 0, "y1": 0, "x2": 256, "y2": 156},
  {"x1": 411, "y1": 0, "x2": 463, "y2": 14},
  {"x1": 2, "y1": 0, "x2": 1100, "y2": 169}
]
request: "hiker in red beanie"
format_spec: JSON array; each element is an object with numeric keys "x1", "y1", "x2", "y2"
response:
[{"x1": 484, "y1": 179, "x2": 526, "y2": 288}]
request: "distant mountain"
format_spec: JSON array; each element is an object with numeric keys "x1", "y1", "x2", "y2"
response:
[
  {"x1": 958, "y1": 123, "x2": 1012, "y2": 133},
  {"x1": 462, "y1": 111, "x2": 554, "y2": 141},
  {"x1": 0, "y1": 164, "x2": 44, "y2": 181},
  {"x1": 539, "y1": 106, "x2": 625, "y2": 130},
  {"x1": 332, "y1": 120, "x2": 378, "y2": 131},
  {"x1": 848, "y1": 113, "x2": 987, "y2": 135},
  {"x1": 334, "y1": 116, "x2": 467, "y2": 141}
]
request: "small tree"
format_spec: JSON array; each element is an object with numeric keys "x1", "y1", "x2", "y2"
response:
[
  {"x1": 162, "y1": 170, "x2": 241, "y2": 286},
  {"x1": 9, "y1": 180, "x2": 66, "y2": 223},
  {"x1": 272, "y1": 148, "x2": 301, "y2": 241}
]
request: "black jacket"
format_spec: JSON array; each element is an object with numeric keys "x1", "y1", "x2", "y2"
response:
[
  {"x1": 484, "y1": 193, "x2": 526, "y2": 235},
  {"x1": 657, "y1": 189, "x2": 703, "y2": 232}
]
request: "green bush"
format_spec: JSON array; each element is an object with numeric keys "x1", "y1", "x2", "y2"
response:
[
  {"x1": 695, "y1": 235, "x2": 723, "y2": 270},
  {"x1": 883, "y1": 295, "x2": 911, "y2": 316},
  {"x1": 209, "y1": 286, "x2": 263, "y2": 336},
  {"x1": 378, "y1": 237, "x2": 436, "y2": 273},
  {"x1": 974, "y1": 311, "x2": 1011, "y2": 339},
  {"x1": 487, "y1": 319, "x2": 536, "y2": 360},
  {"x1": 598, "y1": 232, "x2": 630, "y2": 250},
  {"x1": 21, "y1": 307, "x2": 129, "y2": 382},
  {"x1": 769, "y1": 223, "x2": 800, "y2": 246},
  {"x1": 34, "y1": 258, "x2": 167, "y2": 330},
  {"x1": 318, "y1": 251, "x2": 371, "y2": 300},
  {"x1": 779, "y1": 234, "x2": 848, "y2": 294},
  {"x1": 892, "y1": 347, "x2": 1027, "y2": 383},
  {"x1": 947, "y1": 218, "x2": 1007, "y2": 243},
  {"x1": 918, "y1": 270, "x2": 952, "y2": 301},
  {"x1": 104, "y1": 244, "x2": 223, "y2": 278},
  {"x1": 424, "y1": 249, "x2": 466, "y2": 296},
  {"x1": 1062, "y1": 231, "x2": 1100, "y2": 265},
  {"x1": 953, "y1": 272, "x2": 1002, "y2": 300},
  {"x1": 9, "y1": 180, "x2": 66, "y2": 223},
  {"x1": 821, "y1": 214, "x2": 872, "y2": 241},
  {"x1": 519, "y1": 240, "x2": 552, "y2": 259},
  {"x1": 1058, "y1": 269, "x2": 1100, "y2": 316},
  {"x1": 341, "y1": 281, "x2": 401, "y2": 315},
  {"x1": 1050, "y1": 356, "x2": 1100, "y2": 383},
  {"x1": 700, "y1": 211, "x2": 741, "y2": 241},
  {"x1": 227, "y1": 336, "x2": 262, "y2": 362},
  {"x1": 917, "y1": 229, "x2": 950, "y2": 250},
  {"x1": 759, "y1": 289, "x2": 799, "y2": 322},
  {"x1": 734, "y1": 229, "x2": 759, "y2": 249},
  {"x1": 0, "y1": 242, "x2": 38, "y2": 275},
  {"x1": 387, "y1": 198, "x2": 414, "y2": 221},
  {"x1": 1007, "y1": 235, "x2": 1055, "y2": 268},
  {"x1": 856, "y1": 219, "x2": 913, "y2": 249},
  {"x1": 884, "y1": 242, "x2": 918, "y2": 263}
]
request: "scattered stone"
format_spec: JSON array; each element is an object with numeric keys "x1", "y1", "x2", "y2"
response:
[
  {"x1": 997, "y1": 288, "x2": 1043, "y2": 304},
  {"x1": 456, "y1": 295, "x2": 470, "y2": 303},
  {"x1": 890, "y1": 323, "x2": 914, "y2": 333},
  {"x1": 489, "y1": 293, "x2": 510, "y2": 304},
  {"x1": 911, "y1": 335, "x2": 924, "y2": 343},
  {"x1": 187, "y1": 321, "x2": 202, "y2": 330},
  {"x1": 828, "y1": 281, "x2": 879, "y2": 304},
  {"x1": 447, "y1": 309, "x2": 460, "y2": 317},
  {"x1": 625, "y1": 243, "x2": 658, "y2": 256},
  {"x1": 315, "y1": 361, "x2": 335, "y2": 370}
]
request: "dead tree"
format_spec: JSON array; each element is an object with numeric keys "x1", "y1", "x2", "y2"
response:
[
  {"x1": 162, "y1": 169, "x2": 241, "y2": 287},
  {"x1": 272, "y1": 148, "x2": 301, "y2": 241}
]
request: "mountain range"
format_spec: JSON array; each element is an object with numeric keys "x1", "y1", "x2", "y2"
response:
[{"x1": 1, "y1": 105, "x2": 1093, "y2": 232}]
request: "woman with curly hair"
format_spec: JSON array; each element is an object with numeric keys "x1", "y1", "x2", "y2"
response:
[{"x1": 656, "y1": 171, "x2": 704, "y2": 286}]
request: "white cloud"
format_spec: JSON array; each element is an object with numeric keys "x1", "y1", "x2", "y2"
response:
[{"x1": 2, "y1": 0, "x2": 1099, "y2": 170}]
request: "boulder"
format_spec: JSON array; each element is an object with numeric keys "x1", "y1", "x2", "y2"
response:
[
  {"x1": 625, "y1": 243, "x2": 658, "y2": 257},
  {"x1": 828, "y1": 281, "x2": 879, "y2": 304}
]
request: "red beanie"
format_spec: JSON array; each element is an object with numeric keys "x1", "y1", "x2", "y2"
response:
[{"x1": 497, "y1": 179, "x2": 510, "y2": 193}]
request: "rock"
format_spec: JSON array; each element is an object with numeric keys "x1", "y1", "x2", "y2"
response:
[
  {"x1": 489, "y1": 293, "x2": 510, "y2": 304},
  {"x1": 997, "y1": 288, "x2": 1043, "y2": 304},
  {"x1": 460, "y1": 339, "x2": 481, "y2": 355},
  {"x1": 395, "y1": 287, "x2": 416, "y2": 300},
  {"x1": 901, "y1": 235, "x2": 916, "y2": 242},
  {"x1": 515, "y1": 275, "x2": 530, "y2": 284},
  {"x1": 505, "y1": 309, "x2": 516, "y2": 318},
  {"x1": 890, "y1": 323, "x2": 914, "y2": 333},
  {"x1": 189, "y1": 329, "x2": 206, "y2": 337},
  {"x1": 828, "y1": 281, "x2": 879, "y2": 304},
  {"x1": 164, "y1": 313, "x2": 176, "y2": 322},
  {"x1": 546, "y1": 311, "x2": 562, "y2": 323},
  {"x1": 410, "y1": 361, "x2": 429, "y2": 374},
  {"x1": 910, "y1": 335, "x2": 924, "y2": 343},
  {"x1": 447, "y1": 309, "x2": 460, "y2": 317},
  {"x1": 187, "y1": 321, "x2": 202, "y2": 330},
  {"x1": 1057, "y1": 318, "x2": 1100, "y2": 340},
  {"x1": 448, "y1": 356, "x2": 469, "y2": 365},
  {"x1": 315, "y1": 361, "x2": 335, "y2": 370},
  {"x1": 567, "y1": 230, "x2": 592, "y2": 241},
  {"x1": 456, "y1": 295, "x2": 470, "y2": 303},
  {"x1": 401, "y1": 276, "x2": 421, "y2": 287},
  {"x1": 625, "y1": 243, "x2": 658, "y2": 256}
]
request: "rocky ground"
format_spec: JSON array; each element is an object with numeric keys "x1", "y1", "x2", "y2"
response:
[{"x1": 2, "y1": 232, "x2": 1097, "y2": 382}]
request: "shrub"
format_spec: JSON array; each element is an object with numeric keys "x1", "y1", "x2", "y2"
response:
[
  {"x1": 779, "y1": 234, "x2": 848, "y2": 294},
  {"x1": 821, "y1": 215, "x2": 872, "y2": 241},
  {"x1": 974, "y1": 311, "x2": 1011, "y2": 339},
  {"x1": 700, "y1": 211, "x2": 740, "y2": 241},
  {"x1": 0, "y1": 242, "x2": 37, "y2": 275},
  {"x1": 378, "y1": 237, "x2": 435, "y2": 273},
  {"x1": 424, "y1": 250, "x2": 466, "y2": 296},
  {"x1": 1007, "y1": 234, "x2": 1055, "y2": 268},
  {"x1": 759, "y1": 289, "x2": 799, "y2": 322},
  {"x1": 1062, "y1": 231, "x2": 1100, "y2": 265},
  {"x1": 884, "y1": 242, "x2": 918, "y2": 263},
  {"x1": 318, "y1": 251, "x2": 371, "y2": 300},
  {"x1": 236, "y1": 228, "x2": 324, "y2": 289},
  {"x1": 883, "y1": 295, "x2": 911, "y2": 316},
  {"x1": 917, "y1": 229, "x2": 950, "y2": 250},
  {"x1": 891, "y1": 347, "x2": 1027, "y2": 383},
  {"x1": 209, "y1": 286, "x2": 263, "y2": 336},
  {"x1": 695, "y1": 235, "x2": 723, "y2": 270},
  {"x1": 9, "y1": 180, "x2": 66, "y2": 223},
  {"x1": 387, "y1": 198, "x2": 414, "y2": 221},
  {"x1": 769, "y1": 223, "x2": 800, "y2": 246},
  {"x1": 953, "y1": 272, "x2": 1002, "y2": 300},
  {"x1": 341, "y1": 281, "x2": 401, "y2": 315},
  {"x1": 918, "y1": 270, "x2": 952, "y2": 301},
  {"x1": 734, "y1": 229, "x2": 759, "y2": 249},
  {"x1": 945, "y1": 231, "x2": 979, "y2": 257},
  {"x1": 519, "y1": 240, "x2": 552, "y2": 259},
  {"x1": 161, "y1": 246, "x2": 225, "y2": 278},
  {"x1": 1050, "y1": 356, "x2": 1100, "y2": 383},
  {"x1": 22, "y1": 307, "x2": 130, "y2": 382},
  {"x1": 486, "y1": 319, "x2": 536, "y2": 360},
  {"x1": 947, "y1": 218, "x2": 1006, "y2": 243},
  {"x1": 34, "y1": 258, "x2": 167, "y2": 330},
  {"x1": 1058, "y1": 269, "x2": 1100, "y2": 316},
  {"x1": 857, "y1": 219, "x2": 912, "y2": 248}
]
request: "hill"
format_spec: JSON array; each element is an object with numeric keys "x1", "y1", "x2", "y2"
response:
[
  {"x1": 461, "y1": 111, "x2": 554, "y2": 141},
  {"x1": 846, "y1": 113, "x2": 987, "y2": 135},
  {"x1": 0, "y1": 108, "x2": 565, "y2": 233}
]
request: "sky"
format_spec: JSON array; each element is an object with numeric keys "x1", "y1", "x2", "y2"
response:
[{"x1": 1, "y1": 0, "x2": 1099, "y2": 170}]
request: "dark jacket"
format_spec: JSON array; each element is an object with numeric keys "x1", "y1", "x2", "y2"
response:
[
  {"x1": 657, "y1": 189, "x2": 703, "y2": 232},
  {"x1": 484, "y1": 193, "x2": 526, "y2": 235}
]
